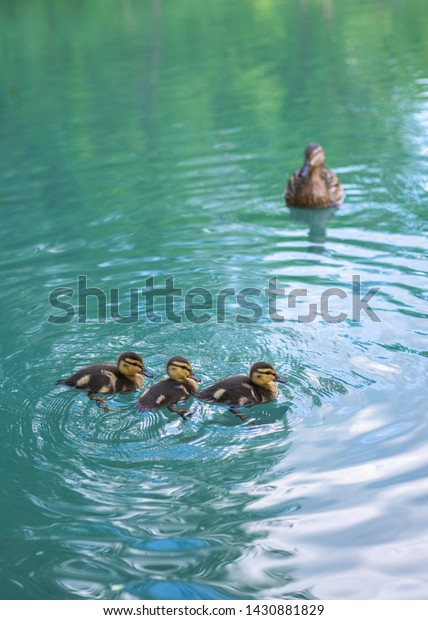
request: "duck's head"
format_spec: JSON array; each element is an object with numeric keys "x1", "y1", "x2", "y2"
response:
[
  {"x1": 117, "y1": 352, "x2": 153, "y2": 379},
  {"x1": 299, "y1": 143, "x2": 326, "y2": 178},
  {"x1": 249, "y1": 362, "x2": 287, "y2": 387},
  {"x1": 166, "y1": 356, "x2": 201, "y2": 383}
]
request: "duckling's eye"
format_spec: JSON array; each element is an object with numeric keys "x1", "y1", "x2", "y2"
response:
[{"x1": 257, "y1": 370, "x2": 275, "y2": 379}]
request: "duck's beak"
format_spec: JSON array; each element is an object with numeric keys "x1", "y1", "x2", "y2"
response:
[
  {"x1": 142, "y1": 367, "x2": 154, "y2": 379},
  {"x1": 190, "y1": 371, "x2": 201, "y2": 382},
  {"x1": 299, "y1": 158, "x2": 310, "y2": 179},
  {"x1": 274, "y1": 374, "x2": 288, "y2": 384}
]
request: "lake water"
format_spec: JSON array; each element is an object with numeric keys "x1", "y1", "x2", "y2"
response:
[{"x1": 1, "y1": 0, "x2": 428, "y2": 601}]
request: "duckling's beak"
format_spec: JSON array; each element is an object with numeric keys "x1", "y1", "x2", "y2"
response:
[
  {"x1": 274, "y1": 374, "x2": 288, "y2": 384},
  {"x1": 299, "y1": 159, "x2": 310, "y2": 179},
  {"x1": 190, "y1": 371, "x2": 201, "y2": 382},
  {"x1": 142, "y1": 367, "x2": 154, "y2": 378}
]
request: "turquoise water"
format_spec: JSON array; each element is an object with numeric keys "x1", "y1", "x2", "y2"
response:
[{"x1": 1, "y1": 0, "x2": 428, "y2": 600}]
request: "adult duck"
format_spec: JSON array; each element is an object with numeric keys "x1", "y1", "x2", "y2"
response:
[{"x1": 285, "y1": 143, "x2": 343, "y2": 207}]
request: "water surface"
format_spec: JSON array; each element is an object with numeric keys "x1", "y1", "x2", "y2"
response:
[{"x1": 1, "y1": 0, "x2": 428, "y2": 600}]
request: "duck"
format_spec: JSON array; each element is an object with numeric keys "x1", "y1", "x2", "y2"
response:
[
  {"x1": 136, "y1": 356, "x2": 200, "y2": 418},
  {"x1": 197, "y1": 361, "x2": 287, "y2": 422},
  {"x1": 56, "y1": 351, "x2": 153, "y2": 412},
  {"x1": 285, "y1": 143, "x2": 343, "y2": 208}
]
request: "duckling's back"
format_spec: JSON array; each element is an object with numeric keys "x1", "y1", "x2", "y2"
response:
[
  {"x1": 57, "y1": 363, "x2": 135, "y2": 394},
  {"x1": 137, "y1": 378, "x2": 194, "y2": 411},
  {"x1": 198, "y1": 375, "x2": 260, "y2": 405}
]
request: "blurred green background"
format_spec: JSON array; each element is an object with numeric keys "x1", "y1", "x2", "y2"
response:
[{"x1": 1, "y1": 0, "x2": 427, "y2": 601}]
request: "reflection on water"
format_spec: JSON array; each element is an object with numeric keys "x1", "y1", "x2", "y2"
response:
[
  {"x1": 1, "y1": 0, "x2": 428, "y2": 602},
  {"x1": 287, "y1": 206, "x2": 338, "y2": 245}
]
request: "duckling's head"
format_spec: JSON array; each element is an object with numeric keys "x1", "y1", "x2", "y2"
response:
[
  {"x1": 117, "y1": 352, "x2": 153, "y2": 378},
  {"x1": 167, "y1": 356, "x2": 200, "y2": 383},
  {"x1": 250, "y1": 362, "x2": 287, "y2": 387},
  {"x1": 300, "y1": 143, "x2": 326, "y2": 178}
]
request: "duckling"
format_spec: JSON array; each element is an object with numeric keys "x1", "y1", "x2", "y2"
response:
[
  {"x1": 136, "y1": 356, "x2": 200, "y2": 418},
  {"x1": 56, "y1": 351, "x2": 153, "y2": 412},
  {"x1": 285, "y1": 143, "x2": 343, "y2": 208},
  {"x1": 197, "y1": 362, "x2": 287, "y2": 422}
]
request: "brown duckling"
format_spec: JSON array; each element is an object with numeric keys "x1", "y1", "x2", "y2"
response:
[
  {"x1": 136, "y1": 356, "x2": 200, "y2": 419},
  {"x1": 285, "y1": 143, "x2": 343, "y2": 208},
  {"x1": 57, "y1": 351, "x2": 153, "y2": 412},
  {"x1": 198, "y1": 362, "x2": 287, "y2": 422}
]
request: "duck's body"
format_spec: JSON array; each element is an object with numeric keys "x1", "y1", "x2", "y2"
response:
[
  {"x1": 57, "y1": 352, "x2": 152, "y2": 411},
  {"x1": 57, "y1": 363, "x2": 143, "y2": 394},
  {"x1": 198, "y1": 362, "x2": 287, "y2": 422},
  {"x1": 198, "y1": 375, "x2": 278, "y2": 407},
  {"x1": 285, "y1": 143, "x2": 343, "y2": 208},
  {"x1": 136, "y1": 356, "x2": 200, "y2": 418}
]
